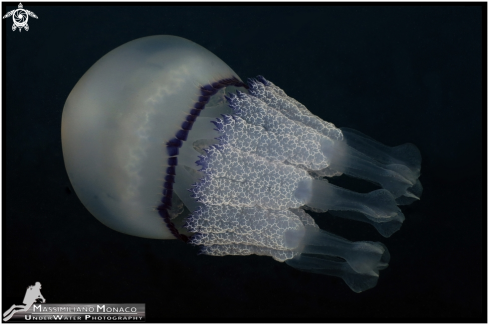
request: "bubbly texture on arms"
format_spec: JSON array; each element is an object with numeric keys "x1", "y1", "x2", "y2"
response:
[
  {"x1": 183, "y1": 76, "x2": 421, "y2": 292},
  {"x1": 61, "y1": 36, "x2": 422, "y2": 294}
]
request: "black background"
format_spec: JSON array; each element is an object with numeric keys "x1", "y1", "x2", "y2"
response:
[{"x1": 3, "y1": 3, "x2": 485, "y2": 321}]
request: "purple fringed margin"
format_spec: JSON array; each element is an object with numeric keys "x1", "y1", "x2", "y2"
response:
[{"x1": 159, "y1": 76, "x2": 248, "y2": 242}]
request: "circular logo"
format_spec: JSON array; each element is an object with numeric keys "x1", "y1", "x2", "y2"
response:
[{"x1": 13, "y1": 9, "x2": 28, "y2": 28}]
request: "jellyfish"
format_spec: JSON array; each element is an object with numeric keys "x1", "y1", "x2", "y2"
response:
[{"x1": 61, "y1": 35, "x2": 422, "y2": 293}]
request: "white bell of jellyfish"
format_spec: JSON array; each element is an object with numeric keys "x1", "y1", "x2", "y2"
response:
[{"x1": 62, "y1": 35, "x2": 422, "y2": 293}]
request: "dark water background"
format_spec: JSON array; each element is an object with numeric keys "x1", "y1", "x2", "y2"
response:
[{"x1": 3, "y1": 4, "x2": 484, "y2": 321}]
